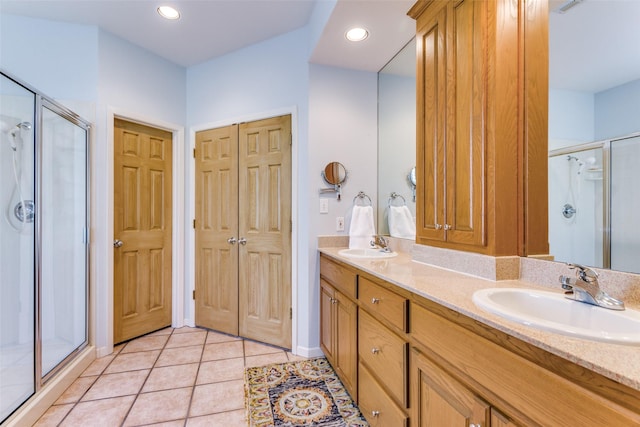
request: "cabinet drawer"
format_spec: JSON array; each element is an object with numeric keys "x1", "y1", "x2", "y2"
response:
[
  {"x1": 358, "y1": 362, "x2": 408, "y2": 427},
  {"x1": 359, "y1": 276, "x2": 408, "y2": 332},
  {"x1": 320, "y1": 256, "x2": 356, "y2": 299},
  {"x1": 358, "y1": 310, "x2": 408, "y2": 407}
]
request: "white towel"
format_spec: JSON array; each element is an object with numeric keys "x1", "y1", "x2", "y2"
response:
[
  {"x1": 388, "y1": 205, "x2": 416, "y2": 239},
  {"x1": 349, "y1": 205, "x2": 375, "y2": 249}
]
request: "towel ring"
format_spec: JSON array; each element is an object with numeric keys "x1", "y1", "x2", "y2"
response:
[
  {"x1": 353, "y1": 191, "x2": 372, "y2": 206},
  {"x1": 388, "y1": 192, "x2": 407, "y2": 207}
]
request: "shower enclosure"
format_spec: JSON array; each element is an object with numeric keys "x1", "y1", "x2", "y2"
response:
[
  {"x1": 0, "y1": 71, "x2": 90, "y2": 422},
  {"x1": 548, "y1": 133, "x2": 640, "y2": 274}
]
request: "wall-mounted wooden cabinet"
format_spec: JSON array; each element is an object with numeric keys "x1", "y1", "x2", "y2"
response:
[{"x1": 409, "y1": 0, "x2": 549, "y2": 256}]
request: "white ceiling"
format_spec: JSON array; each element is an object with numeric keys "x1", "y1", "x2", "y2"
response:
[
  {"x1": 0, "y1": 0, "x2": 416, "y2": 72},
  {"x1": 549, "y1": 0, "x2": 640, "y2": 93}
]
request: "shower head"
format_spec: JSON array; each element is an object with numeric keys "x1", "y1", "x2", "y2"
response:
[
  {"x1": 7, "y1": 122, "x2": 32, "y2": 151},
  {"x1": 17, "y1": 122, "x2": 32, "y2": 131}
]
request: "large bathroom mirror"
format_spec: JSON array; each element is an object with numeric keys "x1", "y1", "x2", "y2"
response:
[
  {"x1": 548, "y1": 0, "x2": 640, "y2": 273},
  {"x1": 377, "y1": 38, "x2": 416, "y2": 238}
]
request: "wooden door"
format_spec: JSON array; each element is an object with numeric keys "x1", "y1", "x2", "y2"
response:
[
  {"x1": 238, "y1": 115, "x2": 292, "y2": 348},
  {"x1": 114, "y1": 119, "x2": 172, "y2": 344},
  {"x1": 411, "y1": 349, "x2": 490, "y2": 427},
  {"x1": 194, "y1": 125, "x2": 239, "y2": 335}
]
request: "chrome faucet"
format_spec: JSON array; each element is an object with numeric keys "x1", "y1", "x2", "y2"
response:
[
  {"x1": 370, "y1": 235, "x2": 391, "y2": 252},
  {"x1": 559, "y1": 263, "x2": 625, "y2": 311}
]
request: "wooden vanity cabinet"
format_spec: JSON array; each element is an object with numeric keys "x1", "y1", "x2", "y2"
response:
[
  {"x1": 409, "y1": 0, "x2": 549, "y2": 256},
  {"x1": 319, "y1": 256, "x2": 358, "y2": 400}
]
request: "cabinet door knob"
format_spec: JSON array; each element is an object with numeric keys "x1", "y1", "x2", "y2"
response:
[
  {"x1": 371, "y1": 348, "x2": 380, "y2": 354},
  {"x1": 331, "y1": 298, "x2": 337, "y2": 304},
  {"x1": 371, "y1": 297, "x2": 380, "y2": 304},
  {"x1": 434, "y1": 223, "x2": 442, "y2": 230},
  {"x1": 444, "y1": 224, "x2": 452, "y2": 230},
  {"x1": 371, "y1": 410, "x2": 380, "y2": 417},
  {"x1": 238, "y1": 237, "x2": 247, "y2": 245},
  {"x1": 227, "y1": 237, "x2": 237, "y2": 244}
]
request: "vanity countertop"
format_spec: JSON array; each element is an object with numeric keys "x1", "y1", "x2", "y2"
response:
[{"x1": 319, "y1": 247, "x2": 640, "y2": 392}]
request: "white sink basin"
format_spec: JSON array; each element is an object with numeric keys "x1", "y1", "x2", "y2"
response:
[
  {"x1": 472, "y1": 288, "x2": 640, "y2": 345},
  {"x1": 338, "y1": 248, "x2": 398, "y2": 259}
]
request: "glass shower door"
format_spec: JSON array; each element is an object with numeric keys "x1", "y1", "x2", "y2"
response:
[
  {"x1": 40, "y1": 102, "x2": 89, "y2": 378},
  {"x1": 610, "y1": 135, "x2": 640, "y2": 274},
  {"x1": 0, "y1": 75, "x2": 36, "y2": 421}
]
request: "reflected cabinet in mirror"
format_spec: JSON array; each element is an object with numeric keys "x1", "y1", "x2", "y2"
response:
[
  {"x1": 548, "y1": 0, "x2": 640, "y2": 273},
  {"x1": 377, "y1": 38, "x2": 416, "y2": 239}
]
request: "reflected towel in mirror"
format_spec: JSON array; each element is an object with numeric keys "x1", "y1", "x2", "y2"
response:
[
  {"x1": 388, "y1": 205, "x2": 415, "y2": 239},
  {"x1": 349, "y1": 205, "x2": 375, "y2": 249}
]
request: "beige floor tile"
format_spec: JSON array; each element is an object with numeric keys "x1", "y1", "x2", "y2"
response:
[
  {"x1": 82, "y1": 369, "x2": 149, "y2": 401},
  {"x1": 113, "y1": 343, "x2": 126, "y2": 355},
  {"x1": 205, "y1": 330, "x2": 242, "y2": 344},
  {"x1": 165, "y1": 331, "x2": 207, "y2": 348},
  {"x1": 55, "y1": 375, "x2": 98, "y2": 404},
  {"x1": 60, "y1": 395, "x2": 135, "y2": 427},
  {"x1": 142, "y1": 363, "x2": 199, "y2": 392},
  {"x1": 80, "y1": 354, "x2": 114, "y2": 377},
  {"x1": 245, "y1": 351, "x2": 289, "y2": 368},
  {"x1": 123, "y1": 387, "x2": 192, "y2": 426},
  {"x1": 156, "y1": 345, "x2": 203, "y2": 367},
  {"x1": 147, "y1": 327, "x2": 174, "y2": 336},
  {"x1": 121, "y1": 335, "x2": 169, "y2": 353},
  {"x1": 243, "y1": 339, "x2": 284, "y2": 356},
  {"x1": 104, "y1": 350, "x2": 160, "y2": 374},
  {"x1": 137, "y1": 421, "x2": 185, "y2": 427},
  {"x1": 172, "y1": 326, "x2": 202, "y2": 334},
  {"x1": 201, "y1": 341, "x2": 244, "y2": 362},
  {"x1": 33, "y1": 403, "x2": 74, "y2": 426},
  {"x1": 196, "y1": 358, "x2": 245, "y2": 385},
  {"x1": 189, "y1": 380, "x2": 244, "y2": 417},
  {"x1": 186, "y1": 409, "x2": 246, "y2": 426}
]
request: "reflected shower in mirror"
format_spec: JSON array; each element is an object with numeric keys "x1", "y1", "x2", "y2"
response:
[
  {"x1": 548, "y1": 0, "x2": 640, "y2": 273},
  {"x1": 377, "y1": 37, "x2": 416, "y2": 238}
]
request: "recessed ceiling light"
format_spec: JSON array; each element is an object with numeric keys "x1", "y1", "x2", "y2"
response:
[
  {"x1": 157, "y1": 6, "x2": 180, "y2": 20},
  {"x1": 345, "y1": 27, "x2": 369, "y2": 42}
]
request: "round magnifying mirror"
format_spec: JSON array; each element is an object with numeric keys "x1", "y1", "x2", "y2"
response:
[
  {"x1": 323, "y1": 162, "x2": 347, "y2": 186},
  {"x1": 408, "y1": 167, "x2": 416, "y2": 187}
]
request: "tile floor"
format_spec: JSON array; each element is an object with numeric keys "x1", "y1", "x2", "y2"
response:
[{"x1": 33, "y1": 326, "x2": 307, "y2": 426}]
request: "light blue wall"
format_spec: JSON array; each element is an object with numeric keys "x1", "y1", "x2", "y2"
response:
[
  {"x1": 548, "y1": 89, "x2": 594, "y2": 148},
  {"x1": 595, "y1": 78, "x2": 640, "y2": 140},
  {"x1": 0, "y1": 14, "x2": 98, "y2": 112}
]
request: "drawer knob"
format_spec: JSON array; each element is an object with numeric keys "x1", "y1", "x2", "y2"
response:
[
  {"x1": 331, "y1": 298, "x2": 337, "y2": 304},
  {"x1": 371, "y1": 410, "x2": 380, "y2": 417},
  {"x1": 371, "y1": 348, "x2": 380, "y2": 354},
  {"x1": 371, "y1": 297, "x2": 380, "y2": 304}
]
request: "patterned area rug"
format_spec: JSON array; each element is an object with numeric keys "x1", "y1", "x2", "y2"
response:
[{"x1": 245, "y1": 358, "x2": 368, "y2": 426}]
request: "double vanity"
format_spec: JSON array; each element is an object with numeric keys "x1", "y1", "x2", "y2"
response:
[{"x1": 319, "y1": 246, "x2": 640, "y2": 426}]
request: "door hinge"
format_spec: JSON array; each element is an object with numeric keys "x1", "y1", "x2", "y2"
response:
[
  {"x1": 192, "y1": 290, "x2": 196, "y2": 300},
  {"x1": 193, "y1": 219, "x2": 196, "y2": 229},
  {"x1": 193, "y1": 148, "x2": 196, "y2": 158},
  {"x1": 290, "y1": 219, "x2": 292, "y2": 232},
  {"x1": 290, "y1": 307, "x2": 292, "y2": 319},
  {"x1": 290, "y1": 132, "x2": 292, "y2": 146}
]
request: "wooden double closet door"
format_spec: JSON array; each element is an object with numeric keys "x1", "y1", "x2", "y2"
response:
[{"x1": 195, "y1": 115, "x2": 292, "y2": 349}]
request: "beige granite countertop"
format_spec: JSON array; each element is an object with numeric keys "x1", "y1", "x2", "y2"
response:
[{"x1": 318, "y1": 247, "x2": 640, "y2": 392}]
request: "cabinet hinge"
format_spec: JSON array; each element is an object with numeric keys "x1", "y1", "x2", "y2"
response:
[{"x1": 192, "y1": 290, "x2": 195, "y2": 300}]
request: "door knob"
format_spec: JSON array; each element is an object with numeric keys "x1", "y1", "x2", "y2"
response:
[
  {"x1": 238, "y1": 237, "x2": 247, "y2": 245},
  {"x1": 227, "y1": 237, "x2": 237, "y2": 244},
  {"x1": 113, "y1": 239, "x2": 123, "y2": 248}
]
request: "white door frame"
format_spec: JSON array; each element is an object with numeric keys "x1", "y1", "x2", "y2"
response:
[
  {"x1": 97, "y1": 107, "x2": 185, "y2": 356},
  {"x1": 187, "y1": 106, "x2": 299, "y2": 353}
]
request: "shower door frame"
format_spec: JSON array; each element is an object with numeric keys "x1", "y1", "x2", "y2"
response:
[
  {"x1": 35, "y1": 96, "x2": 91, "y2": 386},
  {"x1": 0, "y1": 71, "x2": 91, "y2": 400}
]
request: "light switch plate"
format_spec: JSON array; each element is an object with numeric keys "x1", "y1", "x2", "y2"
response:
[
  {"x1": 336, "y1": 217, "x2": 345, "y2": 231},
  {"x1": 319, "y1": 198, "x2": 329, "y2": 214}
]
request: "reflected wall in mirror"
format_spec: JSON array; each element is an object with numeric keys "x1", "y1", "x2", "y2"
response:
[
  {"x1": 377, "y1": 37, "x2": 416, "y2": 238},
  {"x1": 548, "y1": 0, "x2": 640, "y2": 273}
]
